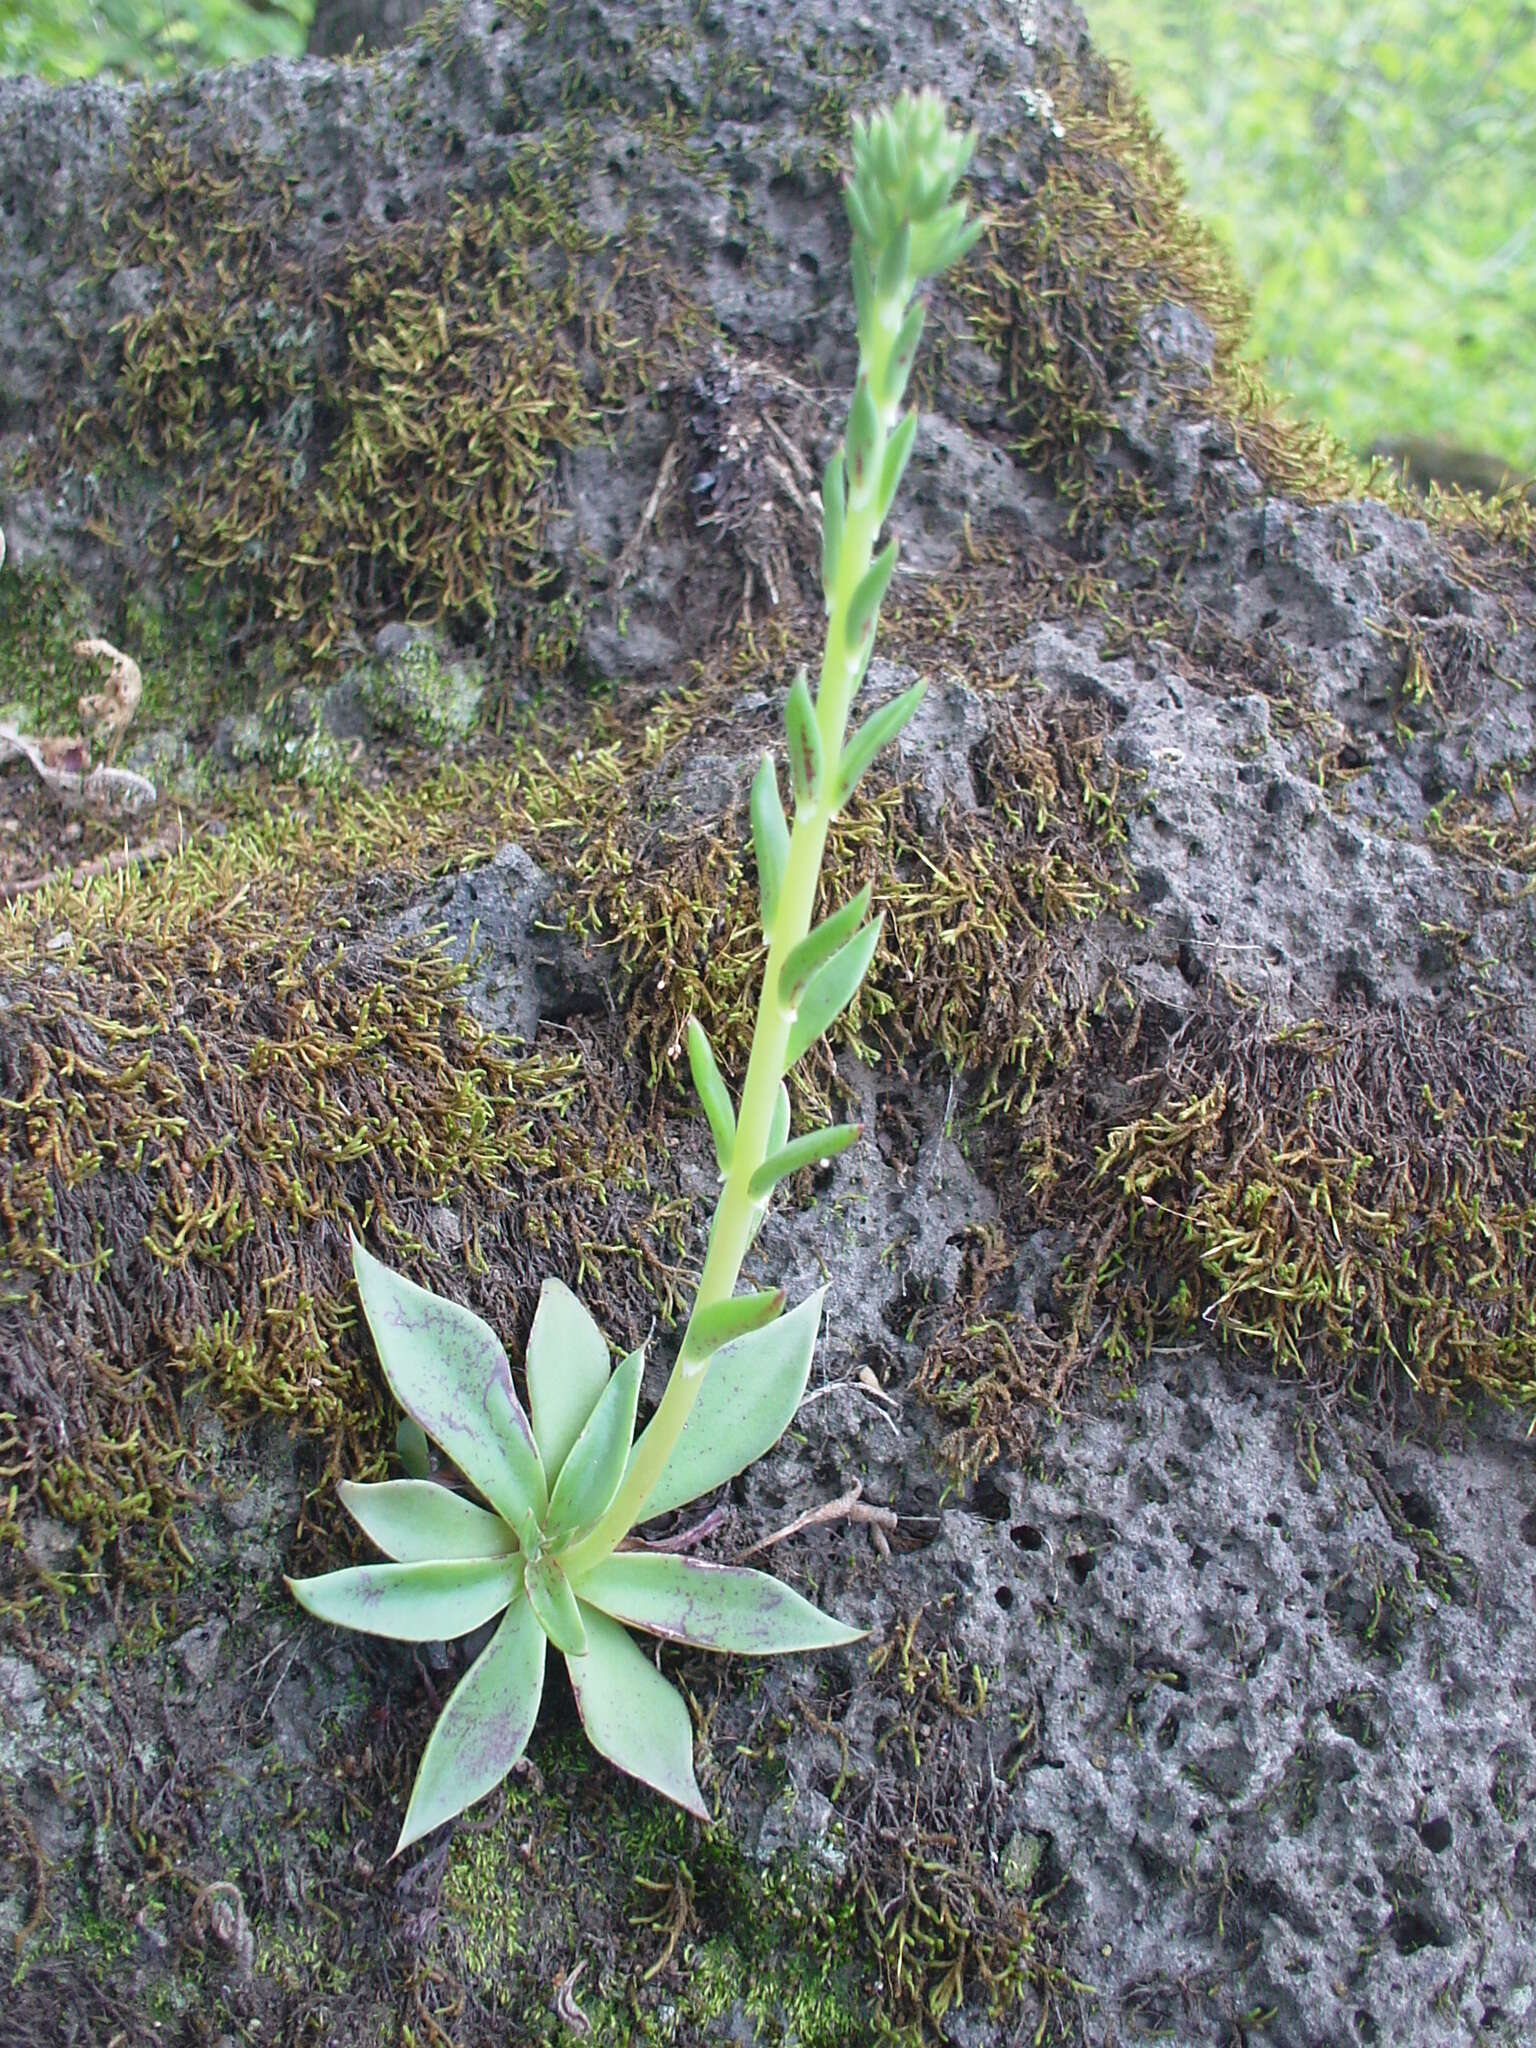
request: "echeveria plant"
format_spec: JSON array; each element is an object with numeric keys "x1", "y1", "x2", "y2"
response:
[{"x1": 288, "y1": 90, "x2": 983, "y2": 1854}]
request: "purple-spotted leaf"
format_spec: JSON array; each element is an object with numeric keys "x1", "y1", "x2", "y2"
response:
[
  {"x1": 524, "y1": 1554, "x2": 588, "y2": 1657},
  {"x1": 286, "y1": 1556, "x2": 519, "y2": 1642},
  {"x1": 628, "y1": 1290, "x2": 825, "y2": 1523},
  {"x1": 573, "y1": 1553, "x2": 865, "y2": 1655},
  {"x1": 395, "y1": 1593, "x2": 546, "y2": 1854},
  {"x1": 351, "y1": 1237, "x2": 546, "y2": 1532},
  {"x1": 542, "y1": 1346, "x2": 644, "y2": 1545},
  {"x1": 525, "y1": 1277, "x2": 611, "y2": 1486},
  {"x1": 338, "y1": 1480, "x2": 517, "y2": 1563},
  {"x1": 566, "y1": 1604, "x2": 707, "y2": 1820}
]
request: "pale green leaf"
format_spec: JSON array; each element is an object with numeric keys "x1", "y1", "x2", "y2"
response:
[
  {"x1": 750, "y1": 755, "x2": 789, "y2": 928},
  {"x1": 684, "y1": 1288, "x2": 785, "y2": 1360},
  {"x1": 687, "y1": 1017, "x2": 736, "y2": 1176},
  {"x1": 542, "y1": 1346, "x2": 644, "y2": 1545},
  {"x1": 573, "y1": 1552, "x2": 866, "y2": 1655},
  {"x1": 748, "y1": 1122, "x2": 861, "y2": 1199},
  {"x1": 524, "y1": 1555, "x2": 588, "y2": 1656},
  {"x1": 784, "y1": 917, "x2": 883, "y2": 1068},
  {"x1": 784, "y1": 667, "x2": 824, "y2": 808},
  {"x1": 525, "y1": 1276, "x2": 610, "y2": 1486},
  {"x1": 779, "y1": 886, "x2": 872, "y2": 1009},
  {"x1": 832, "y1": 682, "x2": 926, "y2": 813},
  {"x1": 338, "y1": 1480, "x2": 518, "y2": 1563},
  {"x1": 395, "y1": 1594, "x2": 546, "y2": 1853},
  {"x1": 566, "y1": 1604, "x2": 707, "y2": 1820},
  {"x1": 287, "y1": 1556, "x2": 519, "y2": 1642},
  {"x1": 352, "y1": 1237, "x2": 546, "y2": 1531},
  {"x1": 629, "y1": 1290, "x2": 825, "y2": 1522}
]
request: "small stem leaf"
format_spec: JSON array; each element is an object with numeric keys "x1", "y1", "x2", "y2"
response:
[
  {"x1": 394, "y1": 1594, "x2": 545, "y2": 1855},
  {"x1": 748, "y1": 1122, "x2": 861, "y2": 1199},
  {"x1": 630, "y1": 1290, "x2": 825, "y2": 1522},
  {"x1": 832, "y1": 682, "x2": 926, "y2": 811},
  {"x1": 543, "y1": 1346, "x2": 644, "y2": 1545},
  {"x1": 846, "y1": 539, "x2": 898, "y2": 653},
  {"x1": 566, "y1": 1604, "x2": 707, "y2": 1820},
  {"x1": 525, "y1": 1277, "x2": 610, "y2": 1487},
  {"x1": 524, "y1": 1555, "x2": 588, "y2": 1657},
  {"x1": 877, "y1": 410, "x2": 918, "y2": 525},
  {"x1": 572, "y1": 1553, "x2": 867, "y2": 1655},
  {"x1": 783, "y1": 915, "x2": 884, "y2": 1069},
  {"x1": 843, "y1": 178, "x2": 876, "y2": 245},
  {"x1": 351, "y1": 1236, "x2": 546, "y2": 1528},
  {"x1": 750, "y1": 755, "x2": 789, "y2": 928},
  {"x1": 768, "y1": 1081, "x2": 791, "y2": 1159},
  {"x1": 338, "y1": 1480, "x2": 518, "y2": 1563},
  {"x1": 685, "y1": 1289, "x2": 785, "y2": 1359},
  {"x1": 883, "y1": 301, "x2": 926, "y2": 412},
  {"x1": 686, "y1": 1017, "x2": 736, "y2": 1175},
  {"x1": 784, "y1": 667, "x2": 824, "y2": 808},
  {"x1": 778, "y1": 884, "x2": 873, "y2": 1009},
  {"x1": 845, "y1": 372, "x2": 880, "y2": 498},
  {"x1": 850, "y1": 239, "x2": 873, "y2": 337},
  {"x1": 820, "y1": 448, "x2": 845, "y2": 602},
  {"x1": 875, "y1": 219, "x2": 911, "y2": 298},
  {"x1": 287, "y1": 1557, "x2": 520, "y2": 1643}
]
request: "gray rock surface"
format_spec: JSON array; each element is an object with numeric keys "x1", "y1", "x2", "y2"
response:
[{"x1": 1, "y1": 3, "x2": 1532, "y2": 2046}]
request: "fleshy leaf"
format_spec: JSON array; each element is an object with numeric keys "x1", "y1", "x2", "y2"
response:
[
  {"x1": 750, "y1": 755, "x2": 789, "y2": 928},
  {"x1": 573, "y1": 1553, "x2": 866, "y2": 1655},
  {"x1": 748, "y1": 1122, "x2": 861, "y2": 1199},
  {"x1": 566, "y1": 1604, "x2": 707, "y2": 1820},
  {"x1": 286, "y1": 1556, "x2": 519, "y2": 1642},
  {"x1": 820, "y1": 447, "x2": 845, "y2": 603},
  {"x1": 784, "y1": 917, "x2": 883, "y2": 1068},
  {"x1": 628, "y1": 1290, "x2": 825, "y2": 1522},
  {"x1": 396, "y1": 1416, "x2": 432, "y2": 1479},
  {"x1": 352, "y1": 1236, "x2": 546, "y2": 1530},
  {"x1": 784, "y1": 667, "x2": 824, "y2": 808},
  {"x1": 832, "y1": 682, "x2": 926, "y2": 813},
  {"x1": 542, "y1": 1346, "x2": 644, "y2": 1545},
  {"x1": 685, "y1": 1288, "x2": 785, "y2": 1360},
  {"x1": 525, "y1": 1276, "x2": 610, "y2": 1486},
  {"x1": 686, "y1": 1017, "x2": 736, "y2": 1176},
  {"x1": 395, "y1": 1594, "x2": 546, "y2": 1854},
  {"x1": 524, "y1": 1555, "x2": 589, "y2": 1656},
  {"x1": 338, "y1": 1480, "x2": 518, "y2": 1563},
  {"x1": 779, "y1": 885, "x2": 872, "y2": 1010}
]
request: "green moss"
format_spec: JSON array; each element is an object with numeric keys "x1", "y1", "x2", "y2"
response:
[{"x1": 355, "y1": 637, "x2": 484, "y2": 746}]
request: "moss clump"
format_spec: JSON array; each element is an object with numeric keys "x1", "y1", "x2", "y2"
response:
[
  {"x1": 0, "y1": 725, "x2": 710, "y2": 1582},
  {"x1": 353, "y1": 633, "x2": 484, "y2": 746},
  {"x1": 56, "y1": 105, "x2": 680, "y2": 671}
]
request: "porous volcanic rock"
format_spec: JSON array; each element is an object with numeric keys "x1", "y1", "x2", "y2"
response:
[{"x1": 1, "y1": 5, "x2": 1532, "y2": 2047}]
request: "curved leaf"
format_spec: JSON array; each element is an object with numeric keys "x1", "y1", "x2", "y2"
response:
[
  {"x1": 684, "y1": 1288, "x2": 785, "y2": 1361},
  {"x1": 566, "y1": 1604, "x2": 707, "y2": 1820},
  {"x1": 395, "y1": 1594, "x2": 546, "y2": 1854},
  {"x1": 338, "y1": 1480, "x2": 517, "y2": 1563},
  {"x1": 543, "y1": 1346, "x2": 644, "y2": 1545},
  {"x1": 352, "y1": 1237, "x2": 546, "y2": 1531},
  {"x1": 748, "y1": 1122, "x2": 861, "y2": 1200},
  {"x1": 779, "y1": 885, "x2": 872, "y2": 1009},
  {"x1": 525, "y1": 1276, "x2": 610, "y2": 1486},
  {"x1": 750, "y1": 756, "x2": 789, "y2": 929},
  {"x1": 628, "y1": 1290, "x2": 825, "y2": 1523},
  {"x1": 287, "y1": 1556, "x2": 519, "y2": 1642},
  {"x1": 573, "y1": 1552, "x2": 866, "y2": 1655},
  {"x1": 524, "y1": 1555, "x2": 588, "y2": 1657},
  {"x1": 686, "y1": 1017, "x2": 736, "y2": 1177}
]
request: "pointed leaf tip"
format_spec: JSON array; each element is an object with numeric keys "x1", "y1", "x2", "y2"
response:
[{"x1": 526, "y1": 1275, "x2": 611, "y2": 1485}]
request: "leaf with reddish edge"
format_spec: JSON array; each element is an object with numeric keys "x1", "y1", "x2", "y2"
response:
[
  {"x1": 395, "y1": 1594, "x2": 546, "y2": 1855},
  {"x1": 286, "y1": 1556, "x2": 519, "y2": 1642},
  {"x1": 565, "y1": 1604, "x2": 707, "y2": 1820},
  {"x1": 351, "y1": 1235, "x2": 546, "y2": 1533},
  {"x1": 572, "y1": 1551, "x2": 865, "y2": 1654}
]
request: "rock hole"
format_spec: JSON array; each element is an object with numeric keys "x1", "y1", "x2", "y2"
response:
[
  {"x1": 1419, "y1": 1814, "x2": 1453, "y2": 1853},
  {"x1": 994, "y1": 1584, "x2": 1014, "y2": 1611},
  {"x1": 1355, "y1": 2012, "x2": 1379, "y2": 2044},
  {"x1": 1066, "y1": 1550, "x2": 1095, "y2": 1585},
  {"x1": 969, "y1": 1474, "x2": 1010, "y2": 1523},
  {"x1": 1011, "y1": 1523, "x2": 1045, "y2": 1552},
  {"x1": 797, "y1": 250, "x2": 819, "y2": 276},
  {"x1": 1389, "y1": 1902, "x2": 1451, "y2": 1955},
  {"x1": 1518, "y1": 1508, "x2": 1536, "y2": 1547}
]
